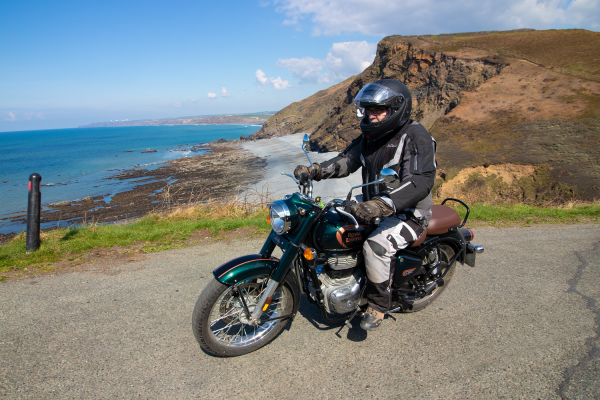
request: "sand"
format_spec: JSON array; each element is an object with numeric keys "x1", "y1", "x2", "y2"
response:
[{"x1": 240, "y1": 133, "x2": 362, "y2": 202}]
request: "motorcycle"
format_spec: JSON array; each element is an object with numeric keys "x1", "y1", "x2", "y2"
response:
[{"x1": 192, "y1": 134, "x2": 484, "y2": 357}]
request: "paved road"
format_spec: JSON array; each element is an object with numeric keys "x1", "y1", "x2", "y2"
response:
[{"x1": 1, "y1": 224, "x2": 599, "y2": 399}]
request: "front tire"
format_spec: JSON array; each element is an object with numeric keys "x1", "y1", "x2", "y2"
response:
[{"x1": 192, "y1": 274, "x2": 294, "y2": 357}]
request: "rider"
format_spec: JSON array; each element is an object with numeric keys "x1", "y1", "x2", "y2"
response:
[{"x1": 294, "y1": 79, "x2": 437, "y2": 331}]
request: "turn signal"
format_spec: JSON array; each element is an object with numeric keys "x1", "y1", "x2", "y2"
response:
[
  {"x1": 303, "y1": 248, "x2": 316, "y2": 261},
  {"x1": 262, "y1": 297, "x2": 273, "y2": 312},
  {"x1": 266, "y1": 214, "x2": 271, "y2": 224}
]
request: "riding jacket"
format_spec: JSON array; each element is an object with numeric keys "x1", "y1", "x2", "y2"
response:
[{"x1": 319, "y1": 120, "x2": 437, "y2": 224}]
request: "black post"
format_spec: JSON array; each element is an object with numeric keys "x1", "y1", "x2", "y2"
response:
[{"x1": 26, "y1": 173, "x2": 42, "y2": 252}]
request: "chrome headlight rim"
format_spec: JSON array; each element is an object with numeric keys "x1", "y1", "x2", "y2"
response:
[{"x1": 269, "y1": 200, "x2": 292, "y2": 235}]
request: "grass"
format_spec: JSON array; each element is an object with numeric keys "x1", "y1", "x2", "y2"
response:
[
  {"x1": 1, "y1": 198, "x2": 599, "y2": 279},
  {"x1": 453, "y1": 202, "x2": 600, "y2": 226},
  {"x1": 0, "y1": 199, "x2": 271, "y2": 276},
  {"x1": 425, "y1": 29, "x2": 600, "y2": 82}
]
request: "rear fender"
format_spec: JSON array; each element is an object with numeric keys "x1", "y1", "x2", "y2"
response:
[
  {"x1": 437, "y1": 230, "x2": 467, "y2": 265},
  {"x1": 213, "y1": 254, "x2": 279, "y2": 285}
]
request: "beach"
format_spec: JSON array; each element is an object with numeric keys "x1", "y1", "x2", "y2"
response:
[
  {"x1": 239, "y1": 133, "x2": 362, "y2": 202},
  {"x1": 0, "y1": 133, "x2": 361, "y2": 241}
]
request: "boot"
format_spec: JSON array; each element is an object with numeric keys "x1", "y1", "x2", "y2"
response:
[{"x1": 360, "y1": 306, "x2": 384, "y2": 331}]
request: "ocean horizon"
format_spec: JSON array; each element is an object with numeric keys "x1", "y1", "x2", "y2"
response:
[{"x1": 0, "y1": 125, "x2": 260, "y2": 234}]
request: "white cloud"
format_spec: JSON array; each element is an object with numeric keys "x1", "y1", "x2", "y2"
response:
[
  {"x1": 255, "y1": 69, "x2": 291, "y2": 91},
  {"x1": 241, "y1": 87, "x2": 247, "y2": 91},
  {"x1": 5, "y1": 112, "x2": 16, "y2": 121},
  {"x1": 207, "y1": 92, "x2": 217, "y2": 99},
  {"x1": 272, "y1": 0, "x2": 599, "y2": 35},
  {"x1": 221, "y1": 87, "x2": 232, "y2": 97},
  {"x1": 255, "y1": 69, "x2": 269, "y2": 85},
  {"x1": 276, "y1": 41, "x2": 376, "y2": 84},
  {"x1": 172, "y1": 101, "x2": 182, "y2": 107},
  {"x1": 276, "y1": 57, "x2": 324, "y2": 83},
  {"x1": 187, "y1": 98, "x2": 197, "y2": 102},
  {"x1": 270, "y1": 76, "x2": 292, "y2": 90}
]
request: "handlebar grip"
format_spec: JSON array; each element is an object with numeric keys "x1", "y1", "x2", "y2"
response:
[
  {"x1": 344, "y1": 192, "x2": 353, "y2": 213},
  {"x1": 299, "y1": 172, "x2": 309, "y2": 185}
]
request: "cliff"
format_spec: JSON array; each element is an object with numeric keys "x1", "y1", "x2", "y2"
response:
[{"x1": 249, "y1": 29, "x2": 600, "y2": 202}]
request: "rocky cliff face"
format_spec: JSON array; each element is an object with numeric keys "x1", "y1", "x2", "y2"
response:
[
  {"x1": 251, "y1": 36, "x2": 508, "y2": 151},
  {"x1": 251, "y1": 29, "x2": 600, "y2": 202},
  {"x1": 311, "y1": 40, "x2": 509, "y2": 151}
]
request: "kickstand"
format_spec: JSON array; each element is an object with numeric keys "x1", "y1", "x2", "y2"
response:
[{"x1": 335, "y1": 306, "x2": 363, "y2": 337}]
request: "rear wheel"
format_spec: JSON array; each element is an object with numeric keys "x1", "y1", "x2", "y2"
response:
[
  {"x1": 192, "y1": 274, "x2": 294, "y2": 357},
  {"x1": 397, "y1": 244, "x2": 456, "y2": 313}
]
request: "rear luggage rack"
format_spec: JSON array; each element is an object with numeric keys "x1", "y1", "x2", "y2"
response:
[{"x1": 441, "y1": 198, "x2": 470, "y2": 229}]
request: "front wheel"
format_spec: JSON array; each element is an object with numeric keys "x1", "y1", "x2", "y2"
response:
[{"x1": 192, "y1": 273, "x2": 295, "y2": 357}]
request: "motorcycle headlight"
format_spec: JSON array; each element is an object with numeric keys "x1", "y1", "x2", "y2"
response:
[{"x1": 269, "y1": 200, "x2": 292, "y2": 235}]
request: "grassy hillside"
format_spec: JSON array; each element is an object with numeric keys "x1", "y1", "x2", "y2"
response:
[{"x1": 250, "y1": 29, "x2": 600, "y2": 203}]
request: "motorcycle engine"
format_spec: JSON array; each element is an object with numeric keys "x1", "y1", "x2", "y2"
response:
[{"x1": 307, "y1": 253, "x2": 367, "y2": 314}]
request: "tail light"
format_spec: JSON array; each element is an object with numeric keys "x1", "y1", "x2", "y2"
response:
[{"x1": 459, "y1": 228, "x2": 473, "y2": 242}]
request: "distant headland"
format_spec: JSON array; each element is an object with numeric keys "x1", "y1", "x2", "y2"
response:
[{"x1": 78, "y1": 112, "x2": 276, "y2": 128}]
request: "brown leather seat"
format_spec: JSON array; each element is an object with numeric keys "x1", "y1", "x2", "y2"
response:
[
  {"x1": 409, "y1": 205, "x2": 461, "y2": 247},
  {"x1": 427, "y1": 205, "x2": 462, "y2": 235}
]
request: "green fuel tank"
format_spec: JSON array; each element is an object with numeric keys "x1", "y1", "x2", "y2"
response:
[{"x1": 312, "y1": 209, "x2": 375, "y2": 251}]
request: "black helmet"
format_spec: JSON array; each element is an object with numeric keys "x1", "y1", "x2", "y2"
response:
[{"x1": 353, "y1": 79, "x2": 412, "y2": 141}]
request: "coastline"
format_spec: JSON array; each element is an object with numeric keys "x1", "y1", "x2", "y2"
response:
[
  {"x1": 0, "y1": 142, "x2": 267, "y2": 242},
  {"x1": 0, "y1": 133, "x2": 362, "y2": 243}
]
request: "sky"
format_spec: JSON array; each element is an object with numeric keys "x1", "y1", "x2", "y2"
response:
[{"x1": 1, "y1": 0, "x2": 598, "y2": 132}]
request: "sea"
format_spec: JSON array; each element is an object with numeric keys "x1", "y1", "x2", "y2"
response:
[{"x1": 0, "y1": 124, "x2": 261, "y2": 234}]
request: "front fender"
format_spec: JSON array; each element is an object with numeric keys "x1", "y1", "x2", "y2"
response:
[{"x1": 213, "y1": 254, "x2": 280, "y2": 285}]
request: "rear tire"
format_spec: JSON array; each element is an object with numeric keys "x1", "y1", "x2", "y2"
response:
[
  {"x1": 399, "y1": 244, "x2": 456, "y2": 313},
  {"x1": 192, "y1": 274, "x2": 295, "y2": 357}
]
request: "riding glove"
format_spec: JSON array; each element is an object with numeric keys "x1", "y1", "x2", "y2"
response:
[
  {"x1": 351, "y1": 197, "x2": 394, "y2": 224},
  {"x1": 293, "y1": 163, "x2": 322, "y2": 181}
]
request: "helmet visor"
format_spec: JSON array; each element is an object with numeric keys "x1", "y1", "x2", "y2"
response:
[{"x1": 353, "y1": 82, "x2": 405, "y2": 110}]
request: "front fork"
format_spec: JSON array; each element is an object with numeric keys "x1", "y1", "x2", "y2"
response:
[{"x1": 249, "y1": 231, "x2": 298, "y2": 324}]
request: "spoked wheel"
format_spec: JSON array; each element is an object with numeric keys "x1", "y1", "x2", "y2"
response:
[
  {"x1": 192, "y1": 274, "x2": 294, "y2": 357},
  {"x1": 396, "y1": 245, "x2": 456, "y2": 313}
]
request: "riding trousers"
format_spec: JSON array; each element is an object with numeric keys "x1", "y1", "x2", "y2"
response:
[{"x1": 363, "y1": 215, "x2": 425, "y2": 312}]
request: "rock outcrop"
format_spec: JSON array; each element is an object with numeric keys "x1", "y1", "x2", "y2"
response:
[
  {"x1": 251, "y1": 35, "x2": 509, "y2": 151},
  {"x1": 250, "y1": 29, "x2": 600, "y2": 202}
]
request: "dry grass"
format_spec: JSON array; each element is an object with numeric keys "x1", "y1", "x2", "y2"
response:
[
  {"x1": 0, "y1": 184, "x2": 276, "y2": 276},
  {"x1": 162, "y1": 183, "x2": 274, "y2": 222},
  {"x1": 429, "y1": 29, "x2": 600, "y2": 82},
  {"x1": 434, "y1": 163, "x2": 588, "y2": 206}
]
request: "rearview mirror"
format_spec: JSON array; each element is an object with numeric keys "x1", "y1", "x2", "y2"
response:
[
  {"x1": 380, "y1": 168, "x2": 400, "y2": 189},
  {"x1": 302, "y1": 134, "x2": 311, "y2": 152}
]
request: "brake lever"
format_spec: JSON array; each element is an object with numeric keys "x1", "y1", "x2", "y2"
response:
[{"x1": 281, "y1": 172, "x2": 299, "y2": 184}]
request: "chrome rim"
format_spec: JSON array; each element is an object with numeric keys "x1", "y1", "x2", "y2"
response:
[{"x1": 208, "y1": 277, "x2": 289, "y2": 348}]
